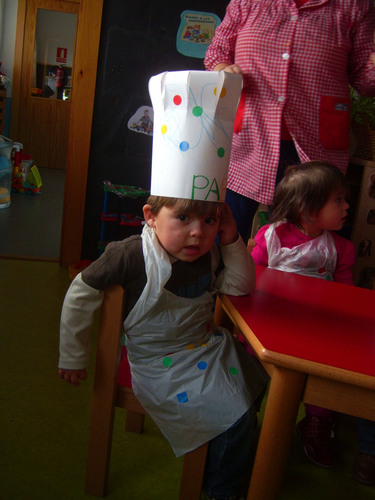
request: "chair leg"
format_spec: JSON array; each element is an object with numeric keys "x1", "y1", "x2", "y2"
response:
[
  {"x1": 178, "y1": 442, "x2": 208, "y2": 500},
  {"x1": 85, "y1": 285, "x2": 125, "y2": 497},
  {"x1": 85, "y1": 390, "x2": 117, "y2": 497},
  {"x1": 126, "y1": 410, "x2": 145, "y2": 434}
]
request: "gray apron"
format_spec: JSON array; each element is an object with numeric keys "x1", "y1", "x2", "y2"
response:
[
  {"x1": 265, "y1": 221, "x2": 337, "y2": 280},
  {"x1": 124, "y1": 225, "x2": 267, "y2": 456}
]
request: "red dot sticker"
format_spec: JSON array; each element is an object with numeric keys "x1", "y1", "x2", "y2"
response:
[{"x1": 173, "y1": 95, "x2": 182, "y2": 105}]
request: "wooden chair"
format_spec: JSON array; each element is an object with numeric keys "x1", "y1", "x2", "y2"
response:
[{"x1": 85, "y1": 284, "x2": 208, "y2": 498}]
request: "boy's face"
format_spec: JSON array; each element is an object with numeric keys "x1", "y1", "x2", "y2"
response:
[{"x1": 143, "y1": 203, "x2": 220, "y2": 262}]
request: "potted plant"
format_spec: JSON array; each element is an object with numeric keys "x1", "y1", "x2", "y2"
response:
[{"x1": 350, "y1": 87, "x2": 375, "y2": 159}]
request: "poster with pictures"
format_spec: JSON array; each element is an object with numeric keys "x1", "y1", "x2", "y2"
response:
[
  {"x1": 176, "y1": 10, "x2": 221, "y2": 59},
  {"x1": 127, "y1": 106, "x2": 154, "y2": 136}
]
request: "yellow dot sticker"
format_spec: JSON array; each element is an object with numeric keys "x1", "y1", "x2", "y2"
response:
[{"x1": 214, "y1": 86, "x2": 227, "y2": 98}]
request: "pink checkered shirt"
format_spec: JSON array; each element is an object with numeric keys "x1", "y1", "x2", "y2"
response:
[{"x1": 204, "y1": 0, "x2": 375, "y2": 204}]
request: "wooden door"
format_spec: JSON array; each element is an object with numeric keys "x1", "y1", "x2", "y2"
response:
[
  {"x1": 11, "y1": 0, "x2": 104, "y2": 265},
  {"x1": 12, "y1": 0, "x2": 79, "y2": 169}
]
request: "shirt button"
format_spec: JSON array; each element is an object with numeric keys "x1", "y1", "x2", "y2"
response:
[
  {"x1": 291, "y1": 15, "x2": 298, "y2": 21},
  {"x1": 278, "y1": 96, "x2": 285, "y2": 103},
  {"x1": 282, "y1": 52, "x2": 290, "y2": 60}
]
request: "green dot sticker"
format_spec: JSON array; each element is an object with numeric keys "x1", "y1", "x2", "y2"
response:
[
  {"x1": 229, "y1": 366, "x2": 238, "y2": 375},
  {"x1": 163, "y1": 356, "x2": 173, "y2": 367},
  {"x1": 217, "y1": 147, "x2": 225, "y2": 158},
  {"x1": 192, "y1": 105, "x2": 203, "y2": 117}
]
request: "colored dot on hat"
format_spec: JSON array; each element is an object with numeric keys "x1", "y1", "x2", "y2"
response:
[
  {"x1": 177, "y1": 391, "x2": 189, "y2": 404},
  {"x1": 163, "y1": 356, "x2": 173, "y2": 367},
  {"x1": 217, "y1": 147, "x2": 225, "y2": 158},
  {"x1": 192, "y1": 105, "x2": 203, "y2": 117},
  {"x1": 180, "y1": 141, "x2": 189, "y2": 152},
  {"x1": 186, "y1": 343, "x2": 195, "y2": 350},
  {"x1": 214, "y1": 86, "x2": 227, "y2": 98},
  {"x1": 161, "y1": 124, "x2": 167, "y2": 135},
  {"x1": 197, "y1": 361, "x2": 208, "y2": 370},
  {"x1": 229, "y1": 366, "x2": 238, "y2": 375},
  {"x1": 173, "y1": 94, "x2": 182, "y2": 105}
]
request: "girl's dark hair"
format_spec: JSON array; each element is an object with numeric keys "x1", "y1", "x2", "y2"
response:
[
  {"x1": 271, "y1": 161, "x2": 349, "y2": 228},
  {"x1": 146, "y1": 195, "x2": 222, "y2": 216}
]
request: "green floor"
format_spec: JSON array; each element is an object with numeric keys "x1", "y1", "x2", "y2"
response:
[{"x1": 1, "y1": 258, "x2": 373, "y2": 499}]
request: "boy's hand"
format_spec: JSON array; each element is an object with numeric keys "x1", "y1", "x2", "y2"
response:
[
  {"x1": 59, "y1": 368, "x2": 87, "y2": 386},
  {"x1": 218, "y1": 203, "x2": 238, "y2": 246}
]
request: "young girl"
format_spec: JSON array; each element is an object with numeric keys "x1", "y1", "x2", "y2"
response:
[
  {"x1": 251, "y1": 161, "x2": 375, "y2": 484},
  {"x1": 59, "y1": 197, "x2": 268, "y2": 500}
]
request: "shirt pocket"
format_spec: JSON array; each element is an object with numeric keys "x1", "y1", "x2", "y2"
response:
[
  {"x1": 319, "y1": 96, "x2": 350, "y2": 151},
  {"x1": 233, "y1": 91, "x2": 246, "y2": 134}
]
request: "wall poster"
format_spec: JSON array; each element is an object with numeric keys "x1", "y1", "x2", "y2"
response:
[{"x1": 176, "y1": 10, "x2": 221, "y2": 59}]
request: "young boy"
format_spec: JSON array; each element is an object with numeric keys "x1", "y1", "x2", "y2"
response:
[{"x1": 59, "y1": 70, "x2": 268, "y2": 500}]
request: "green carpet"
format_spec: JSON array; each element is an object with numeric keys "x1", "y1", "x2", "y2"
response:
[{"x1": 1, "y1": 258, "x2": 373, "y2": 499}]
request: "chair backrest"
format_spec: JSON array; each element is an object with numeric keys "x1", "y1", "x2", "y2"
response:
[
  {"x1": 85, "y1": 284, "x2": 208, "y2": 499},
  {"x1": 85, "y1": 284, "x2": 126, "y2": 497}
]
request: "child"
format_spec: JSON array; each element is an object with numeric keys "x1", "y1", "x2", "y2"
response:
[
  {"x1": 251, "y1": 160, "x2": 375, "y2": 485},
  {"x1": 59, "y1": 70, "x2": 268, "y2": 500}
]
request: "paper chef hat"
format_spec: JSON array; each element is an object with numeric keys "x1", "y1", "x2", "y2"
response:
[{"x1": 148, "y1": 70, "x2": 242, "y2": 202}]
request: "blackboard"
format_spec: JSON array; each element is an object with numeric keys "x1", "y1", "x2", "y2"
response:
[{"x1": 82, "y1": 0, "x2": 229, "y2": 259}]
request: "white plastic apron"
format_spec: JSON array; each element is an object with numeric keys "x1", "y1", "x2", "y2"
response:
[
  {"x1": 265, "y1": 221, "x2": 337, "y2": 280},
  {"x1": 124, "y1": 225, "x2": 267, "y2": 456}
]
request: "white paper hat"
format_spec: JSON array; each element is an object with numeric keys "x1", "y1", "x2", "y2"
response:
[{"x1": 148, "y1": 70, "x2": 242, "y2": 202}]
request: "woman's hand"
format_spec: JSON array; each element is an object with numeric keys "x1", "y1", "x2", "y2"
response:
[{"x1": 213, "y1": 63, "x2": 243, "y2": 74}]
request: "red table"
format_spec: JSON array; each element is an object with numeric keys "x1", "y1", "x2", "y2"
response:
[{"x1": 215, "y1": 266, "x2": 375, "y2": 500}]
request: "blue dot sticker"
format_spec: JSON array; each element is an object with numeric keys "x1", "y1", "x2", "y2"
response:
[
  {"x1": 177, "y1": 392, "x2": 189, "y2": 404},
  {"x1": 179, "y1": 141, "x2": 189, "y2": 152},
  {"x1": 197, "y1": 361, "x2": 207, "y2": 370}
]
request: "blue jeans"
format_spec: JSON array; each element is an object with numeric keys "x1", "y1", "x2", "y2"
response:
[
  {"x1": 202, "y1": 406, "x2": 257, "y2": 499},
  {"x1": 225, "y1": 188, "x2": 259, "y2": 244},
  {"x1": 226, "y1": 140, "x2": 300, "y2": 243},
  {"x1": 357, "y1": 418, "x2": 375, "y2": 456}
]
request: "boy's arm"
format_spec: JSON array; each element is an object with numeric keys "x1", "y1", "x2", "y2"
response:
[
  {"x1": 215, "y1": 236, "x2": 256, "y2": 295},
  {"x1": 212, "y1": 203, "x2": 255, "y2": 295},
  {"x1": 59, "y1": 273, "x2": 104, "y2": 383}
]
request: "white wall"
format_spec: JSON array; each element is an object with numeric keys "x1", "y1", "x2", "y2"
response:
[
  {"x1": 0, "y1": 0, "x2": 17, "y2": 98},
  {"x1": 36, "y1": 9, "x2": 76, "y2": 67}
]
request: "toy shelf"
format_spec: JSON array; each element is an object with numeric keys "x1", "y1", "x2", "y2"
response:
[
  {"x1": 98, "y1": 181, "x2": 149, "y2": 253},
  {"x1": 348, "y1": 157, "x2": 375, "y2": 289}
]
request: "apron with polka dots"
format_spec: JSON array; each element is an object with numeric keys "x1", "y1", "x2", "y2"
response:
[
  {"x1": 123, "y1": 225, "x2": 268, "y2": 457},
  {"x1": 265, "y1": 221, "x2": 337, "y2": 280}
]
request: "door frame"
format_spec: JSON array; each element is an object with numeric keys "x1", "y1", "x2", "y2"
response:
[{"x1": 10, "y1": 0, "x2": 104, "y2": 266}]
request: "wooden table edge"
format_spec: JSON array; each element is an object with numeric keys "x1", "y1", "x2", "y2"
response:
[{"x1": 218, "y1": 294, "x2": 375, "y2": 391}]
